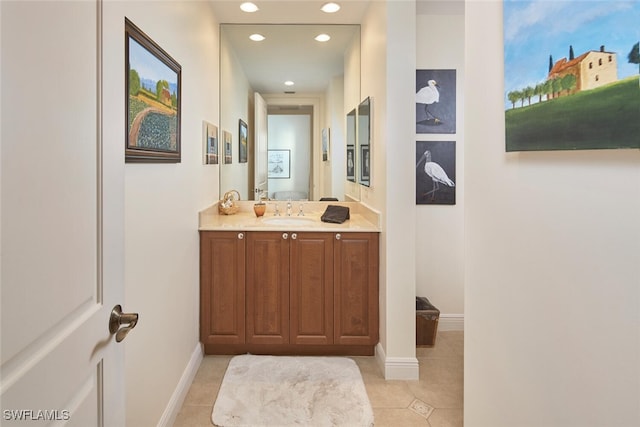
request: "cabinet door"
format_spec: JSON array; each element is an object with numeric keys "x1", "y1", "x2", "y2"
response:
[
  {"x1": 334, "y1": 232, "x2": 380, "y2": 345},
  {"x1": 290, "y1": 232, "x2": 334, "y2": 345},
  {"x1": 246, "y1": 232, "x2": 290, "y2": 344},
  {"x1": 200, "y1": 231, "x2": 246, "y2": 345}
]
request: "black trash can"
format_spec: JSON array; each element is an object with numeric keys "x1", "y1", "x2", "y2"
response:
[{"x1": 416, "y1": 297, "x2": 440, "y2": 346}]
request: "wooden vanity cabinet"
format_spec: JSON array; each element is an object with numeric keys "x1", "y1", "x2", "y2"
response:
[
  {"x1": 200, "y1": 230, "x2": 379, "y2": 355},
  {"x1": 334, "y1": 232, "x2": 379, "y2": 345},
  {"x1": 200, "y1": 231, "x2": 246, "y2": 345},
  {"x1": 245, "y1": 231, "x2": 290, "y2": 345},
  {"x1": 289, "y1": 232, "x2": 334, "y2": 345}
]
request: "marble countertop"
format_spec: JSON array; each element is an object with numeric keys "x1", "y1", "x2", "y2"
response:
[{"x1": 198, "y1": 201, "x2": 380, "y2": 232}]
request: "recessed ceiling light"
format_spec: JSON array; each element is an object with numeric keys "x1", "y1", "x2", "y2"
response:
[
  {"x1": 240, "y1": 2, "x2": 259, "y2": 13},
  {"x1": 321, "y1": 2, "x2": 340, "y2": 13},
  {"x1": 315, "y1": 34, "x2": 331, "y2": 42},
  {"x1": 284, "y1": 81, "x2": 295, "y2": 86},
  {"x1": 249, "y1": 34, "x2": 265, "y2": 41}
]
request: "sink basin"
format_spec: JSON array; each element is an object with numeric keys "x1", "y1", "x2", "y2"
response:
[{"x1": 261, "y1": 216, "x2": 316, "y2": 226}]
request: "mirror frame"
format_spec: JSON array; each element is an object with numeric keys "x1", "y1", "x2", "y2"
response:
[
  {"x1": 357, "y1": 97, "x2": 371, "y2": 187},
  {"x1": 346, "y1": 107, "x2": 356, "y2": 183}
]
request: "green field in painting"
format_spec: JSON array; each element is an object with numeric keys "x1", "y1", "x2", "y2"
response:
[{"x1": 505, "y1": 76, "x2": 639, "y2": 151}]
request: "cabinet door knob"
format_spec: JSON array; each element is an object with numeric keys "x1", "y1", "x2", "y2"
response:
[
  {"x1": 291, "y1": 233, "x2": 297, "y2": 240},
  {"x1": 238, "y1": 233, "x2": 244, "y2": 240},
  {"x1": 282, "y1": 233, "x2": 288, "y2": 240},
  {"x1": 335, "y1": 233, "x2": 341, "y2": 240}
]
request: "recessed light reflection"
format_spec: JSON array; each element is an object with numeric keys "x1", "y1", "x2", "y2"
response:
[
  {"x1": 321, "y1": 2, "x2": 340, "y2": 13},
  {"x1": 284, "y1": 81, "x2": 295, "y2": 86},
  {"x1": 315, "y1": 34, "x2": 331, "y2": 42},
  {"x1": 249, "y1": 34, "x2": 265, "y2": 41},
  {"x1": 240, "y1": 2, "x2": 259, "y2": 13}
]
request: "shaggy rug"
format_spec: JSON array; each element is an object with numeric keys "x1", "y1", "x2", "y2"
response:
[{"x1": 211, "y1": 355, "x2": 374, "y2": 427}]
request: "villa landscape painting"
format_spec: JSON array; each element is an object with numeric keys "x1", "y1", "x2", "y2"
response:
[
  {"x1": 126, "y1": 19, "x2": 181, "y2": 162},
  {"x1": 504, "y1": 1, "x2": 639, "y2": 151}
]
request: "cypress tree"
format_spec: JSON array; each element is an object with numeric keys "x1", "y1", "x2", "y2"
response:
[{"x1": 569, "y1": 45, "x2": 575, "y2": 60}]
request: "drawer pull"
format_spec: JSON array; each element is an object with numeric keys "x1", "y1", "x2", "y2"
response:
[
  {"x1": 335, "y1": 233, "x2": 341, "y2": 240},
  {"x1": 238, "y1": 233, "x2": 244, "y2": 240},
  {"x1": 282, "y1": 233, "x2": 288, "y2": 240},
  {"x1": 291, "y1": 233, "x2": 297, "y2": 240}
]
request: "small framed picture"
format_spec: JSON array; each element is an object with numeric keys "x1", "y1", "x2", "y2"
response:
[
  {"x1": 267, "y1": 149, "x2": 290, "y2": 179},
  {"x1": 223, "y1": 130, "x2": 232, "y2": 164},
  {"x1": 239, "y1": 119, "x2": 248, "y2": 163},
  {"x1": 322, "y1": 128, "x2": 330, "y2": 161},
  {"x1": 360, "y1": 145, "x2": 370, "y2": 184},
  {"x1": 203, "y1": 121, "x2": 218, "y2": 165},
  {"x1": 346, "y1": 145, "x2": 355, "y2": 182}
]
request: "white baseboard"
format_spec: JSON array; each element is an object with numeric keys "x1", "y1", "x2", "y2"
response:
[
  {"x1": 375, "y1": 343, "x2": 420, "y2": 380},
  {"x1": 438, "y1": 314, "x2": 464, "y2": 331},
  {"x1": 157, "y1": 342, "x2": 204, "y2": 427}
]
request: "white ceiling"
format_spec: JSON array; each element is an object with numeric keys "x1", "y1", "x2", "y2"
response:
[
  {"x1": 211, "y1": 1, "x2": 370, "y2": 94},
  {"x1": 209, "y1": 1, "x2": 371, "y2": 25}
]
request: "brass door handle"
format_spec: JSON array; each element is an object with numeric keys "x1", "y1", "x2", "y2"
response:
[{"x1": 109, "y1": 305, "x2": 139, "y2": 342}]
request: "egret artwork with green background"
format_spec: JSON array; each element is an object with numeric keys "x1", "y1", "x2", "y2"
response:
[{"x1": 504, "y1": 0, "x2": 639, "y2": 151}]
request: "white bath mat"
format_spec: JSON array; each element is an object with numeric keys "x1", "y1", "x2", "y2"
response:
[{"x1": 212, "y1": 355, "x2": 374, "y2": 427}]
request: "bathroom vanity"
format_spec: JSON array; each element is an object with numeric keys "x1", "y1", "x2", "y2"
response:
[{"x1": 198, "y1": 201, "x2": 380, "y2": 355}]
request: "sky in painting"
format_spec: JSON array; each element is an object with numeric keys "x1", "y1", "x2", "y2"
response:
[
  {"x1": 129, "y1": 37, "x2": 178, "y2": 85},
  {"x1": 504, "y1": 0, "x2": 640, "y2": 109}
]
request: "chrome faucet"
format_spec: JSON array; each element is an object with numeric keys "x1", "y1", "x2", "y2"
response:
[
  {"x1": 272, "y1": 203, "x2": 280, "y2": 216},
  {"x1": 297, "y1": 203, "x2": 305, "y2": 216},
  {"x1": 286, "y1": 198, "x2": 292, "y2": 216}
]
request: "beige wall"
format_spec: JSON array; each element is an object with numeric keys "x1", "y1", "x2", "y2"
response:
[
  {"x1": 465, "y1": 1, "x2": 640, "y2": 426},
  {"x1": 415, "y1": 10, "x2": 465, "y2": 322},
  {"x1": 359, "y1": 0, "x2": 419, "y2": 376},
  {"x1": 103, "y1": 1, "x2": 219, "y2": 425}
]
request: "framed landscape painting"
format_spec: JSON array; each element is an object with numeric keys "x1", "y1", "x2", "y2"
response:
[
  {"x1": 125, "y1": 19, "x2": 182, "y2": 162},
  {"x1": 504, "y1": 0, "x2": 639, "y2": 151}
]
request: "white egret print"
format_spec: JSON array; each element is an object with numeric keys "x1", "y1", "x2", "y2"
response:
[
  {"x1": 416, "y1": 141, "x2": 456, "y2": 205},
  {"x1": 416, "y1": 69, "x2": 456, "y2": 134}
]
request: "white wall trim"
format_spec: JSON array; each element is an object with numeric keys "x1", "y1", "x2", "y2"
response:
[
  {"x1": 438, "y1": 314, "x2": 464, "y2": 331},
  {"x1": 375, "y1": 343, "x2": 420, "y2": 380},
  {"x1": 157, "y1": 343, "x2": 204, "y2": 427}
]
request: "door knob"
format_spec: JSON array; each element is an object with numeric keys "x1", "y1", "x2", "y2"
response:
[{"x1": 109, "y1": 305, "x2": 139, "y2": 342}]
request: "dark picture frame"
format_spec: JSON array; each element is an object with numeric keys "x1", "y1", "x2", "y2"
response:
[
  {"x1": 360, "y1": 144, "x2": 370, "y2": 183},
  {"x1": 416, "y1": 69, "x2": 456, "y2": 134},
  {"x1": 239, "y1": 119, "x2": 248, "y2": 163},
  {"x1": 346, "y1": 145, "x2": 355, "y2": 181},
  {"x1": 415, "y1": 141, "x2": 456, "y2": 205},
  {"x1": 267, "y1": 149, "x2": 290, "y2": 179},
  {"x1": 125, "y1": 18, "x2": 181, "y2": 163}
]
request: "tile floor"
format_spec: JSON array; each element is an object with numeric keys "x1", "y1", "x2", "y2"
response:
[{"x1": 173, "y1": 331, "x2": 463, "y2": 427}]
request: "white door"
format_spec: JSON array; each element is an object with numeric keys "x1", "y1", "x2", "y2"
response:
[
  {"x1": 254, "y1": 92, "x2": 268, "y2": 199},
  {"x1": 1, "y1": 1, "x2": 127, "y2": 426}
]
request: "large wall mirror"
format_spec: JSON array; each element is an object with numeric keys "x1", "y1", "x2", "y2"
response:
[{"x1": 219, "y1": 24, "x2": 361, "y2": 201}]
